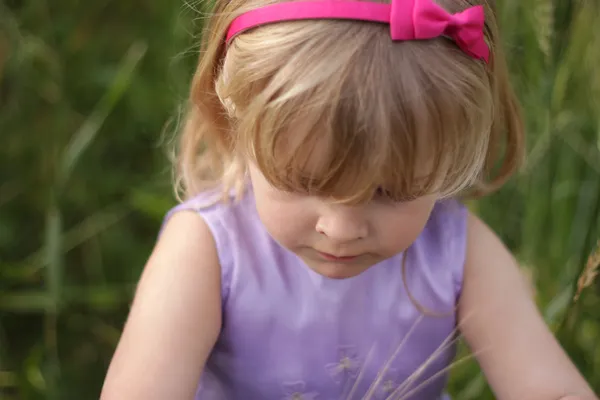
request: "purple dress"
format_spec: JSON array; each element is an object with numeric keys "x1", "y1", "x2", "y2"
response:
[{"x1": 166, "y1": 188, "x2": 467, "y2": 400}]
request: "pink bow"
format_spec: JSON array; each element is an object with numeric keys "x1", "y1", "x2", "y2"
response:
[{"x1": 390, "y1": 0, "x2": 489, "y2": 62}]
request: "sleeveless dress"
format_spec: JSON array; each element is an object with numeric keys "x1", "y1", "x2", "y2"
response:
[{"x1": 165, "y1": 187, "x2": 467, "y2": 400}]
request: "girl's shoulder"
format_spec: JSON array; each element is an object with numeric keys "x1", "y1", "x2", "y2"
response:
[
  {"x1": 162, "y1": 186, "x2": 261, "y2": 245},
  {"x1": 161, "y1": 187, "x2": 276, "y2": 300}
]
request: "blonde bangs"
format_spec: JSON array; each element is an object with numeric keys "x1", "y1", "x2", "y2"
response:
[
  {"x1": 218, "y1": 17, "x2": 493, "y2": 204},
  {"x1": 177, "y1": 0, "x2": 524, "y2": 202}
]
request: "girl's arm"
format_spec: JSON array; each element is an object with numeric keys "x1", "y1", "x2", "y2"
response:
[
  {"x1": 458, "y1": 212, "x2": 597, "y2": 400},
  {"x1": 100, "y1": 212, "x2": 222, "y2": 400}
]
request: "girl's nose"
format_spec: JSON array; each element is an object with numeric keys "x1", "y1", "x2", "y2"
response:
[{"x1": 315, "y1": 204, "x2": 368, "y2": 242}]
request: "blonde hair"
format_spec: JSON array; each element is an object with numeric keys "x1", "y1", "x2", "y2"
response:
[{"x1": 175, "y1": 0, "x2": 524, "y2": 203}]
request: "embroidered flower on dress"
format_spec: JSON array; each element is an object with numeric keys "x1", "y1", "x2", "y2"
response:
[
  {"x1": 376, "y1": 368, "x2": 400, "y2": 400},
  {"x1": 325, "y1": 345, "x2": 361, "y2": 384},
  {"x1": 382, "y1": 379, "x2": 397, "y2": 392},
  {"x1": 281, "y1": 381, "x2": 319, "y2": 400}
]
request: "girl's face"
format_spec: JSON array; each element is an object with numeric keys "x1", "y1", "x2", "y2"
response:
[{"x1": 248, "y1": 163, "x2": 439, "y2": 279}]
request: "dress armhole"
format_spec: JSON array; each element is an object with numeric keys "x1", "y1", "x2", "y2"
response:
[
  {"x1": 160, "y1": 204, "x2": 233, "y2": 306},
  {"x1": 449, "y1": 201, "x2": 469, "y2": 302}
]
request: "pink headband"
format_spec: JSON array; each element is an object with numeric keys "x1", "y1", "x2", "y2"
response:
[{"x1": 226, "y1": 0, "x2": 490, "y2": 63}]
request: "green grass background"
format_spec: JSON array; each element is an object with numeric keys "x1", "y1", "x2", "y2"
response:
[{"x1": 1, "y1": 0, "x2": 599, "y2": 398}]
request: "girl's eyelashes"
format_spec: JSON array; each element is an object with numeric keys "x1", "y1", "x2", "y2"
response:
[
  {"x1": 273, "y1": 181, "x2": 418, "y2": 203},
  {"x1": 374, "y1": 187, "x2": 417, "y2": 203},
  {"x1": 374, "y1": 186, "x2": 404, "y2": 203},
  {"x1": 375, "y1": 187, "x2": 394, "y2": 199}
]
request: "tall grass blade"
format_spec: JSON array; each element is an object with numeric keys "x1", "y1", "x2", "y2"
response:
[{"x1": 57, "y1": 41, "x2": 147, "y2": 189}]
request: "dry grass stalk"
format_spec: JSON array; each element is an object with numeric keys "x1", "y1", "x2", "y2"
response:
[{"x1": 574, "y1": 241, "x2": 600, "y2": 302}]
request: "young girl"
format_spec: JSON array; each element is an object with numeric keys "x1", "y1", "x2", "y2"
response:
[{"x1": 101, "y1": 0, "x2": 597, "y2": 398}]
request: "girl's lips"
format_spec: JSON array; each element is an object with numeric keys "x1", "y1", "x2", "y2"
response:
[{"x1": 317, "y1": 251, "x2": 359, "y2": 262}]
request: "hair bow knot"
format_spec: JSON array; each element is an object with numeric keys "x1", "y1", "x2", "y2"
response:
[{"x1": 390, "y1": 0, "x2": 489, "y2": 61}]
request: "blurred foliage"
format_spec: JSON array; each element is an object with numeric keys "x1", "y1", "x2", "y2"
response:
[
  {"x1": 0, "y1": 0, "x2": 198, "y2": 398},
  {"x1": 0, "y1": 0, "x2": 599, "y2": 399}
]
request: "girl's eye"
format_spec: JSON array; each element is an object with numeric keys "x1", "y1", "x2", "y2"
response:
[
  {"x1": 374, "y1": 187, "x2": 416, "y2": 203},
  {"x1": 375, "y1": 187, "x2": 395, "y2": 200}
]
